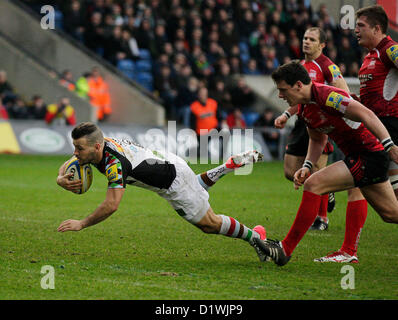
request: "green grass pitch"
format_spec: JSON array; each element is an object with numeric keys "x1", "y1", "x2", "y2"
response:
[{"x1": 1, "y1": 154, "x2": 398, "y2": 300}]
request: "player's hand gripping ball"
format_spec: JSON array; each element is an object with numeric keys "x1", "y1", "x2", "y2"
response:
[{"x1": 64, "y1": 156, "x2": 93, "y2": 194}]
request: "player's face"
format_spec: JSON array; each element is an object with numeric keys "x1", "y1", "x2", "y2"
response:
[
  {"x1": 355, "y1": 16, "x2": 375, "y2": 49},
  {"x1": 73, "y1": 137, "x2": 97, "y2": 165},
  {"x1": 302, "y1": 30, "x2": 323, "y2": 56},
  {"x1": 276, "y1": 80, "x2": 301, "y2": 106}
]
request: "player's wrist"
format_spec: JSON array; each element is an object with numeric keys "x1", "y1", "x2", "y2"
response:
[
  {"x1": 282, "y1": 110, "x2": 291, "y2": 119},
  {"x1": 381, "y1": 137, "x2": 395, "y2": 152},
  {"x1": 302, "y1": 159, "x2": 313, "y2": 171}
]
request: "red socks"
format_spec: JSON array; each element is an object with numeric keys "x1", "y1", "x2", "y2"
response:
[
  {"x1": 317, "y1": 194, "x2": 329, "y2": 220},
  {"x1": 282, "y1": 191, "x2": 321, "y2": 257},
  {"x1": 340, "y1": 199, "x2": 368, "y2": 256}
]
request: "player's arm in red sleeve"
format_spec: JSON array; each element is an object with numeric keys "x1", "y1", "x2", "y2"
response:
[
  {"x1": 344, "y1": 99, "x2": 398, "y2": 163},
  {"x1": 384, "y1": 43, "x2": 398, "y2": 69},
  {"x1": 57, "y1": 187, "x2": 126, "y2": 232}
]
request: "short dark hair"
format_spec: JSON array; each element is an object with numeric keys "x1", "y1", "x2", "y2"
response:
[
  {"x1": 71, "y1": 122, "x2": 103, "y2": 145},
  {"x1": 306, "y1": 27, "x2": 327, "y2": 44},
  {"x1": 271, "y1": 60, "x2": 311, "y2": 86},
  {"x1": 356, "y1": 5, "x2": 388, "y2": 34}
]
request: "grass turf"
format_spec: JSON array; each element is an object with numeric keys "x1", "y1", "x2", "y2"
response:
[{"x1": 1, "y1": 154, "x2": 398, "y2": 300}]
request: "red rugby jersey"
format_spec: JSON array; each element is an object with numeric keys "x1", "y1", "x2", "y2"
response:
[
  {"x1": 298, "y1": 82, "x2": 384, "y2": 155},
  {"x1": 301, "y1": 54, "x2": 342, "y2": 84},
  {"x1": 359, "y1": 36, "x2": 398, "y2": 117}
]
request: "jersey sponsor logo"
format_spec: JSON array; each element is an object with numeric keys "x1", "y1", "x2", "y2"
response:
[
  {"x1": 106, "y1": 164, "x2": 119, "y2": 182},
  {"x1": 387, "y1": 45, "x2": 398, "y2": 64},
  {"x1": 325, "y1": 91, "x2": 344, "y2": 111},
  {"x1": 328, "y1": 64, "x2": 341, "y2": 80},
  {"x1": 308, "y1": 69, "x2": 317, "y2": 80}
]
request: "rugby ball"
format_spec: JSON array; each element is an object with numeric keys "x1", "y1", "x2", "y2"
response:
[{"x1": 64, "y1": 156, "x2": 93, "y2": 194}]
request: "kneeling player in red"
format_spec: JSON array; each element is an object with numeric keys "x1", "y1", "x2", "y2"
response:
[{"x1": 254, "y1": 61, "x2": 398, "y2": 266}]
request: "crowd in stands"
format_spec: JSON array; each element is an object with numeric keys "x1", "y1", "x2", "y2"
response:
[{"x1": 38, "y1": 0, "x2": 362, "y2": 123}]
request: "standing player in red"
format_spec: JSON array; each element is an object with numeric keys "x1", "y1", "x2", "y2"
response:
[
  {"x1": 312, "y1": 4, "x2": 398, "y2": 263},
  {"x1": 274, "y1": 27, "x2": 358, "y2": 231},
  {"x1": 355, "y1": 5, "x2": 398, "y2": 197},
  {"x1": 254, "y1": 61, "x2": 398, "y2": 266}
]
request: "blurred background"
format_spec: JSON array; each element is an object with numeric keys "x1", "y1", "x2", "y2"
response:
[{"x1": 1, "y1": 0, "x2": 397, "y2": 161}]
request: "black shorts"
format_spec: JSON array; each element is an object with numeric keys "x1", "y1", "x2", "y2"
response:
[
  {"x1": 285, "y1": 117, "x2": 334, "y2": 156},
  {"x1": 344, "y1": 150, "x2": 389, "y2": 188},
  {"x1": 380, "y1": 117, "x2": 398, "y2": 145},
  {"x1": 285, "y1": 117, "x2": 309, "y2": 156}
]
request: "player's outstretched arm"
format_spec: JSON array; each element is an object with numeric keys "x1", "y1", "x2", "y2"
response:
[
  {"x1": 345, "y1": 100, "x2": 398, "y2": 164},
  {"x1": 56, "y1": 161, "x2": 82, "y2": 193},
  {"x1": 57, "y1": 188, "x2": 126, "y2": 232}
]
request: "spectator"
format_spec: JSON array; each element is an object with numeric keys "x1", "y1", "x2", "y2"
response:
[
  {"x1": 230, "y1": 77, "x2": 255, "y2": 111},
  {"x1": 5, "y1": 96, "x2": 30, "y2": 119},
  {"x1": 28, "y1": 95, "x2": 47, "y2": 120},
  {"x1": 0, "y1": 70, "x2": 14, "y2": 99},
  {"x1": 45, "y1": 97, "x2": 76, "y2": 126},
  {"x1": 135, "y1": 19, "x2": 154, "y2": 51},
  {"x1": 348, "y1": 61, "x2": 360, "y2": 77},
  {"x1": 152, "y1": 23, "x2": 168, "y2": 59},
  {"x1": 226, "y1": 108, "x2": 246, "y2": 129},
  {"x1": 154, "y1": 65, "x2": 178, "y2": 119},
  {"x1": 337, "y1": 37, "x2": 358, "y2": 71},
  {"x1": 238, "y1": 9, "x2": 257, "y2": 42},
  {"x1": 190, "y1": 87, "x2": 222, "y2": 135},
  {"x1": 255, "y1": 108, "x2": 280, "y2": 158},
  {"x1": 219, "y1": 20, "x2": 240, "y2": 53},
  {"x1": 193, "y1": 52, "x2": 214, "y2": 80},
  {"x1": 88, "y1": 67, "x2": 112, "y2": 121},
  {"x1": 120, "y1": 29, "x2": 140, "y2": 61},
  {"x1": 243, "y1": 58, "x2": 261, "y2": 75},
  {"x1": 175, "y1": 64, "x2": 193, "y2": 90},
  {"x1": 274, "y1": 33, "x2": 290, "y2": 66},
  {"x1": 84, "y1": 12, "x2": 105, "y2": 56},
  {"x1": 209, "y1": 79, "x2": 234, "y2": 118},
  {"x1": 63, "y1": 0, "x2": 86, "y2": 42},
  {"x1": 176, "y1": 76, "x2": 199, "y2": 128},
  {"x1": 75, "y1": 72, "x2": 92, "y2": 100},
  {"x1": 59, "y1": 70, "x2": 76, "y2": 91},
  {"x1": 103, "y1": 25, "x2": 125, "y2": 64}
]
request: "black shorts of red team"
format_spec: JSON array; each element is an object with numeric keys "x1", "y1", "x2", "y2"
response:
[
  {"x1": 380, "y1": 117, "x2": 398, "y2": 145},
  {"x1": 344, "y1": 151, "x2": 389, "y2": 188},
  {"x1": 298, "y1": 82, "x2": 388, "y2": 188},
  {"x1": 285, "y1": 117, "x2": 334, "y2": 157}
]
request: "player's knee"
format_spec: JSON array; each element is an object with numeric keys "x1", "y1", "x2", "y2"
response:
[
  {"x1": 284, "y1": 170, "x2": 294, "y2": 182},
  {"x1": 379, "y1": 211, "x2": 398, "y2": 224},
  {"x1": 303, "y1": 174, "x2": 323, "y2": 194},
  {"x1": 195, "y1": 211, "x2": 222, "y2": 234}
]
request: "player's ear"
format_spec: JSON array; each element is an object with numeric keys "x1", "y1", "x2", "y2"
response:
[{"x1": 295, "y1": 81, "x2": 303, "y2": 89}]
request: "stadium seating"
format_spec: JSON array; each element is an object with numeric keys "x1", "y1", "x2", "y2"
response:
[
  {"x1": 135, "y1": 60, "x2": 152, "y2": 73},
  {"x1": 135, "y1": 72, "x2": 153, "y2": 92},
  {"x1": 117, "y1": 59, "x2": 136, "y2": 80}
]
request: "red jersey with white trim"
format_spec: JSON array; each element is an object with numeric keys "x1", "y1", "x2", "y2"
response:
[
  {"x1": 298, "y1": 82, "x2": 384, "y2": 155},
  {"x1": 301, "y1": 54, "x2": 342, "y2": 84},
  {"x1": 359, "y1": 36, "x2": 398, "y2": 118}
]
